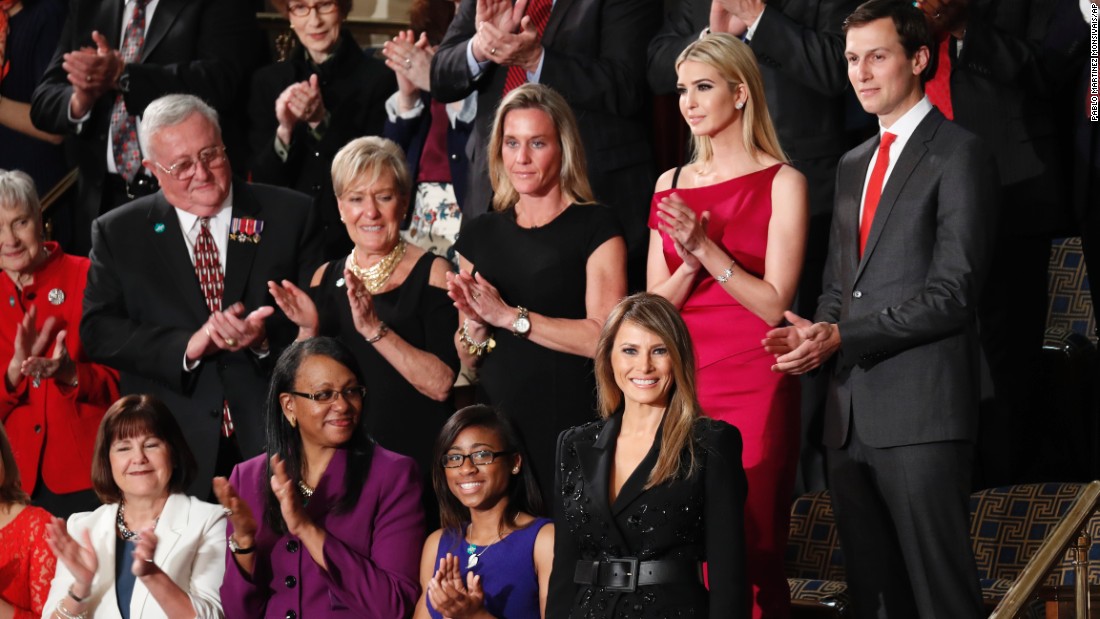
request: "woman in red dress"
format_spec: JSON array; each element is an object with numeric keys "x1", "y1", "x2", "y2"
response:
[
  {"x1": 647, "y1": 34, "x2": 808, "y2": 619},
  {"x1": 0, "y1": 423, "x2": 55, "y2": 619}
]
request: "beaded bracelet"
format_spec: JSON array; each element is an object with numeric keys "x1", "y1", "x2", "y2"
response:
[{"x1": 55, "y1": 601, "x2": 88, "y2": 619}]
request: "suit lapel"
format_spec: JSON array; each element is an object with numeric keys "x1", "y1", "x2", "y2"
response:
[
  {"x1": 855, "y1": 111, "x2": 942, "y2": 281},
  {"x1": 610, "y1": 424, "x2": 663, "y2": 516},
  {"x1": 103, "y1": 0, "x2": 126, "y2": 46},
  {"x1": 148, "y1": 195, "x2": 210, "y2": 322},
  {"x1": 141, "y1": 0, "x2": 185, "y2": 61},
  {"x1": 540, "y1": 0, "x2": 578, "y2": 46},
  {"x1": 841, "y1": 138, "x2": 876, "y2": 281},
  {"x1": 130, "y1": 495, "x2": 184, "y2": 618},
  {"x1": 578, "y1": 414, "x2": 630, "y2": 550},
  {"x1": 223, "y1": 183, "x2": 261, "y2": 307}
]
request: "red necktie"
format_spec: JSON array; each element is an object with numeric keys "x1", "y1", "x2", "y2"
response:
[
  {"x1": 502, "y1": 0, "x2": 552, "y2": 95},
  {"x1": 194, "y1": 217, "x2": 236, "y2": 437},
  {"x1": 110, "y1": 0, "x2": 149, "y2": 183},
  {"x1": 925, "y1": 34, "x2": 954, "y2": 120},
  {"x1": 859, "y1": 132, "x2": 897, "y2": 257},
  {"x1": 194, "y1": 218, "x2": 223, "y2": 312}
]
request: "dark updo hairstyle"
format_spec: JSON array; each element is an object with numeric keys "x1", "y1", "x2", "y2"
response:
[
  {"x1": 262, "y1": 337, "x2": 374, "y2": 533},
  {"x1": 432, "y1": 405, "x2": 544, "y2": 537},
  {"x1": 91, "y1": 395, "x2": 197, "y2": 504}
]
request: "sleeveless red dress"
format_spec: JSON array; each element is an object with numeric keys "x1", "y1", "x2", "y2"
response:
[{"x1": 650, "y1": 163, "x2": 799, "y2": 619}]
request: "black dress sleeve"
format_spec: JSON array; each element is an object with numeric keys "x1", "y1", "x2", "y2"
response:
[
  {"x1": 418, "y1": 257, "x2": 461, "y2": 375},
  {"x1": 452, "y1": 211, "x2": 492, "y2": 266},
  {"x1": 583, "y1": 204, "x2": 625, "y2": 258},
  {"x1": 701, "y1": 420, "x2": 751, "y2": 619}
]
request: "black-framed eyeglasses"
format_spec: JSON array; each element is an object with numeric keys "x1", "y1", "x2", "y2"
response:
[
  {"x1": 288, "y1": 385, "x2": 367, "y2": 403},
  {"x1": 287, "y1": 0, "x2": 340, "y2": 17},
  {"x1": 154, "y1": 146, "x2": 228, "y2": 181},
  {"x1": 440, "y1": 450, "x2": 514, "y2": 468}
]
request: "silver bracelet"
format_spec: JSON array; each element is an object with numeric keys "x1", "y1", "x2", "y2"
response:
[
  {"x1": 364, "y1": 322, "x2": 389, "y2": 344},
  {"x1": 67, "y1": 584, "x2": 89, "y2": 603},
  {"x1": 715, "y1": 259, "x2": 737, "y2": 283},
  {"x1": 55, "y1": 601, "x2": 88, "y2": 619}
]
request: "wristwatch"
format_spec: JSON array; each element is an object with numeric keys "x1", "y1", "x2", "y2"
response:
[
  {"x1": 228, "y1": 536, "x2": 255, "y2": 555},
  {"x1": 117, "y1": 69, "x2": 131, "y2": 94},
  {"x1": 512, "y1": 306, "x2": 531, "y2": 337}
]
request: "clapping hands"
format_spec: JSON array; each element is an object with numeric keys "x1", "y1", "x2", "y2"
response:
[
  {"x1": 275, "y1": 74, "x2": 327, "y2": 145},
  {"x1": 382, "y1": 30, "x2": 434, "y2": 110},
  {"x1": 427, "y1": 553, "x2": 486, "y2": 619}
]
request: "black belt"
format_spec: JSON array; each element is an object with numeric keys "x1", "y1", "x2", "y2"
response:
[{"x1": 573, "y1": 557, "x2": 703, "y2": 593}]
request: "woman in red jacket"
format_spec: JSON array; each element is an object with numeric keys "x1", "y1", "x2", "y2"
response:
[{"x1": 0, "y1": 169, "x2": 119, "y2": 517}]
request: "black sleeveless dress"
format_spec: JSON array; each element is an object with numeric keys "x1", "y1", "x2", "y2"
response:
[
  {"x1": 313, "y1": 252, "x2": 459, "y2": 528},
  {"x1": 453, "y1": 204, "x2": 622, "y2": 506}
]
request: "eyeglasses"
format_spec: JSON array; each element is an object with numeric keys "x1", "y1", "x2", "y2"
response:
[
  {"x1": 287, "y1": 1, "x2": 340, "y2": 17},
  {"x1": 154, "y1": 146, "x2": 228, "y2": 181},
  {"x1": 440, "y1": 450, "x2": 513, "y2": 468},
  {"x1": 288, "y1": 385, "x2": 367, "y2": 403}
]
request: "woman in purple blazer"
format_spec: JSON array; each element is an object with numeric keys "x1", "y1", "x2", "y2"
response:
[{"x1": 214, "y1": 337, "x2": 424, "y2": 619}]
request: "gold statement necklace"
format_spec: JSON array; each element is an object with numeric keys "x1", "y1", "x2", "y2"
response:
[{"x1": 347, "y1": 241, "x2": 407, "y2": 293}]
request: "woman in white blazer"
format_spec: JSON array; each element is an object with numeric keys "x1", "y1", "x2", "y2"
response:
[{"x1": 42, "y1": 395, "x2": 226, "y2": 619}]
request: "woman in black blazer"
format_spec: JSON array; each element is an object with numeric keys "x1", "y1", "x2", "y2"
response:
[
  {"x1": 247, "y1": 0, "x2": 395, "y2": 261},
  {"x1": 547, "y1": 292, "x2": 750, "y2": 619}
]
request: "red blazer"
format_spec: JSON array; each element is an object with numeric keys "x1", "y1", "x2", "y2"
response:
[{"x1": 0, "y1": 243, "x2": 119, "y2": 495}]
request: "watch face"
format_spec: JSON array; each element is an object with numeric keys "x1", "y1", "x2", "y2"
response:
[{"x1": 514, "y1": 316, "x2": 531, "y2": 334}]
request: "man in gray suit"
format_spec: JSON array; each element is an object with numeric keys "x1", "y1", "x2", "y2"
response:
[{"x1": 763, "y1": 1, "x2": 997, "y2": 616}]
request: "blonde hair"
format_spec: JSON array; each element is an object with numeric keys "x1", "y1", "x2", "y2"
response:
[
  {"x1": 676, "y1": 33, "x2": 787, "y2": 167},
  {"x1": 594, "y1": 293, "x2": 702, "y2": 487},
  {"x1": 487, "y1": 83, "x2": 594, "y2": 212},
  {"x1": 331, "y1": 136, "x2": 411, "y2": 201}
]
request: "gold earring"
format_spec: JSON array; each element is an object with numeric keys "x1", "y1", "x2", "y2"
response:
[{"x1": 289, "y1": 416, "x2": 297, "y2": 428}]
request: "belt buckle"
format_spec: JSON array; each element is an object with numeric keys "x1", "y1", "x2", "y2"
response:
[{"x1": 602, "y1": 557, "x2": 639, "y2": 593}]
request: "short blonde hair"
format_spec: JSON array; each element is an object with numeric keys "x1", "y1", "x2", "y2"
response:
[
  {"x1": 676, "y1": 34, "x2": 787, "y2": 167},
  {"x1": 331, "y1": 136, "x2": 411, "y2": 201},
  {"x1": 487, "y1": 83, "x2": 594, "y2": 212}
]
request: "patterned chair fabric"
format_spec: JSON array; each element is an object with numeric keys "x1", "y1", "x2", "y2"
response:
[
  {"x1": 1047, "y1": 236, "x2": 1095, "y2": 343},
  {"x1": 786, "y1": 491, "x2": 849, "y2": 616},
  {"x1": 786, "y1": 483, "x2": 1099, "y2": 618}
]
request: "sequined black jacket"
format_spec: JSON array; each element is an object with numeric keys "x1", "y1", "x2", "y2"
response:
[{"x1": 547, "y1": 412, "x2": 750, "y2": 619}]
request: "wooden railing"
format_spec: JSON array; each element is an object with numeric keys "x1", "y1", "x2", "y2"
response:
[{"x1": 990, "y1": 480, "x2": 1100, "y2": 619}]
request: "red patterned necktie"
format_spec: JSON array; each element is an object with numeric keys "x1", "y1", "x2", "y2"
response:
[
  {"x1": 194, "y1": 217, "x2": 235, "y2": 436},
  {"x1": 925, "y1": 34, "x2": 954, "y2": 120},
  {"x1": 859, "y1": 132, "x2": 897, "y2": 257},
  {"x1": 194, "y1": 217, "x2": 223, "y2": 313},
  {"x1": 502, "y1": 0, "x2": 552, "y2": 95},
  {"x1": 110, "y1": 0, "x2": 150, "y2": 183}
]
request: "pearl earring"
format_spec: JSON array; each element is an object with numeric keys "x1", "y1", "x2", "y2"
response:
[
  {"x1": 512, "y1": 467, "x2": 519, "y2": 474},
  {"x1": 735, "y1": 102, "x2": 745, "y2": 110}
]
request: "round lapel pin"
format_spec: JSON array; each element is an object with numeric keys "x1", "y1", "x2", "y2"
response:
[{"x1": 48, "y1": 288, "x2": 65, "y2": 305}]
